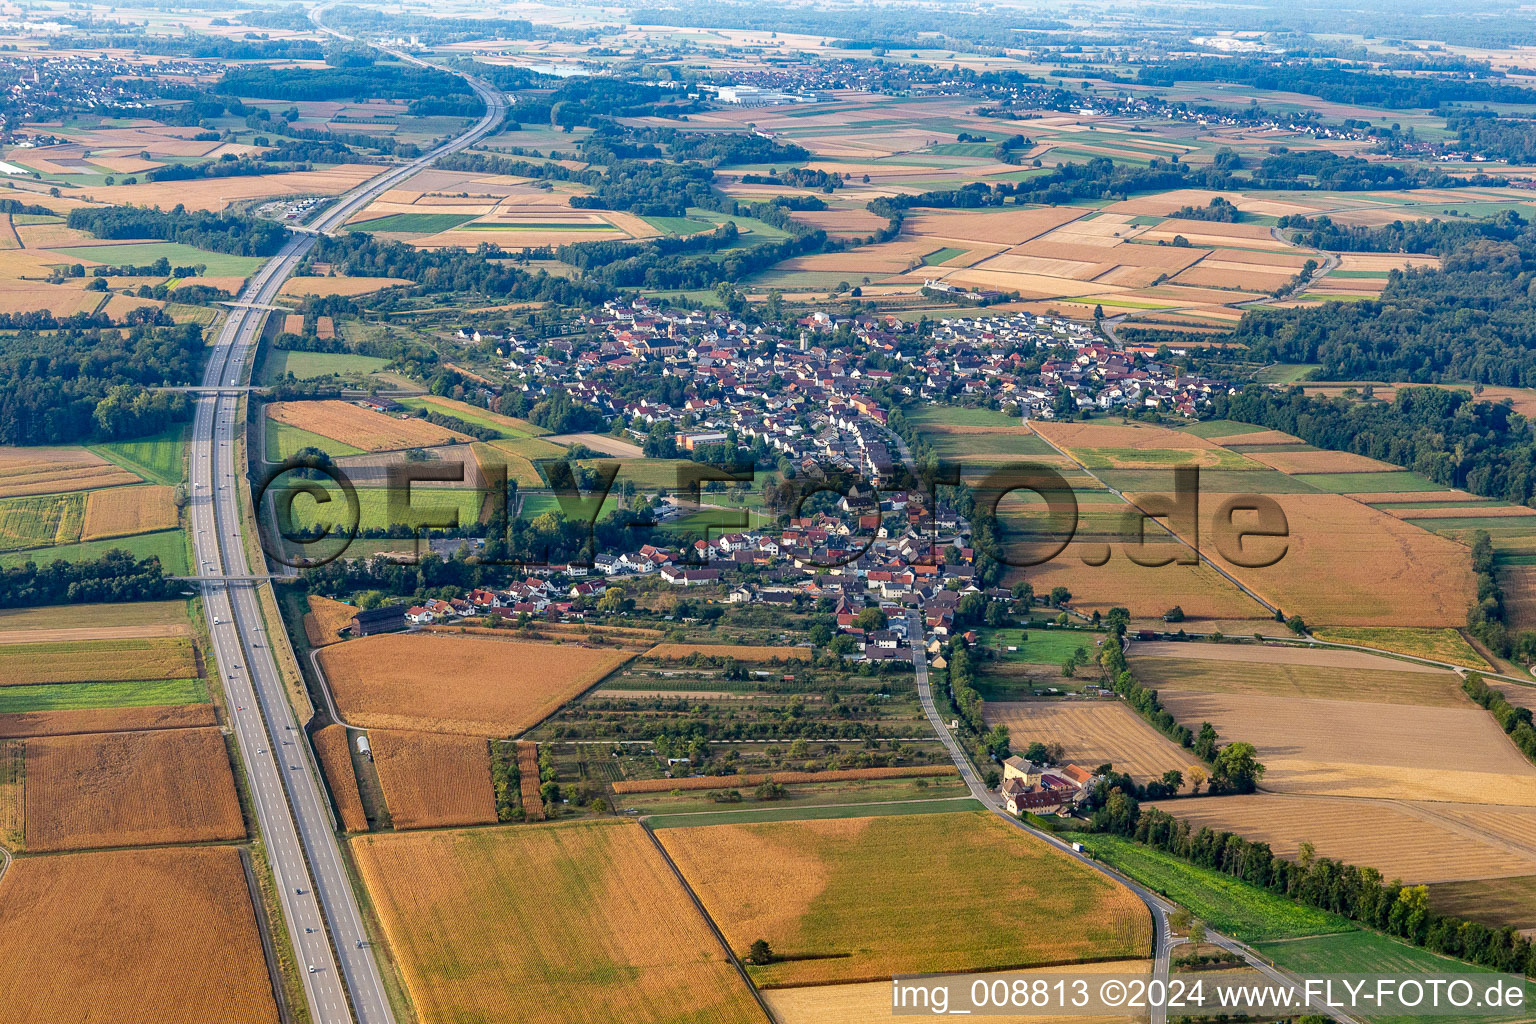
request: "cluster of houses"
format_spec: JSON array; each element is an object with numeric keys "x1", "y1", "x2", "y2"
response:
[
  {"x1": 472, "y1": 301, "x2": 1229, "y2": 484},
  {"x1": 999, "y1": 755, "x2": 1097, "y2": 814}
]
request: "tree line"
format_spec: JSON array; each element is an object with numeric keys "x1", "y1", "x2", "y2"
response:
[
  {"x1": 1110, "y1": 803, "x2": 1536, "y2": 978},
  {"x1": 66, "y1": 206, "x2": 287, "y2": 257},
  {"x1": 0, "y1": 550, "x2": 183, "y2": 607},
  {"x1": 0, "y1": 324, "x2": 199, "y2": 444}
]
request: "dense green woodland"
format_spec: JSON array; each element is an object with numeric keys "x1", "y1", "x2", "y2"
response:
[
  {"x1": 1226, "y1": 213, "x2": 1536, "y2": 383},
  {"x1": 0, "y1": 552, "x2": 182, "y2": 607},
  {"x1": 66, "y1": 207, "x2": 287, "y2": 257},
  {"x1": 1129, "y1": 58, "x2": 1536, "y2": 109},
  {"x1": 0, "y1": 326, "x2": 198, "y2": 444}
]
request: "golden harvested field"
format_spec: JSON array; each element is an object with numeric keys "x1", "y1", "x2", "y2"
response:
[
  {"x1": 318, "y1": 633, "x2": 631, "y2": 736},
  {"x1": 0, "y1": 704, "x2": 215, "y2": 739},
  {"x1": 268, "y1": 400, "x2": 473, "y2": 451},
  {"x1": 0, "y1": 282, "x2": 106, "y2": 317},
  {"x1": 1033, "y1": 420, "x2": 1218, "y2": 455},
  {"x1": 787, "y1": 208, "x2": 888, "y2": 238},
  {"x1": 1189, "y1": 492, "x2": 1477, "y2": 627},
  {"x1": 0, "y1": 445, "x2": 139, "y2": 498},
  {"x1": 1158, "y1": 689, "x2": 1536, "y2": 804},
  {"x1": 0, "y1": 636, "x2": 197, "y2": 685},
  {"x1": 0, "y1": 846, "x2": 278, "y2": 1024},
  {"x1": 354, "y1": 821, "x2": 761, "y2": 1024},
  {"x1": 904, "y1": 206, "x2": 1086, "y2": 245},
  {"x1": 1128, "y1": 652, "x2": 1465, "y2": 707},
  {"x1": 662, "y1": 811, "x2": 1150, "y2": 987},
  {"x1": 1010, "y1": 548, "x2": 1270, "y2": 621},
  {"x1": 765, "y1": 966, "x2": 1147, "y2": 1024},
  {"x1": 370, "y1": 729, "x2": 496, "y2": 830},
  {"x1": 516, "y1": 740, "x2": 544, "y2": 821},
  {"x1": 646, "y1": 643, "x2": 811, "y2": 661},
  {"x1": 78, "y1": 163, "x2": 380, "y2": 211},
  {"x1": 981, "y1": 702, "x2": 1192, "y2": 785},
  {"x1": 24, "y1": 727, "x2": 242, "y2": 851},
  {"x1": 1146, "y1": 795, "x2": 1536, "y2": 884},
  {"x1": 1239, "y1": 449, "x2": 1401, "y2": 474},
  {"x1": 304, "y1": 595, "x2": 356, "y2": 647},
  {"x1": 80, "y1": 484, "x2": 178, "y2": 540},
  {"x1": 1350, "y1": 489, "x2": 1486, "y2": 504},
  {"x1": 611, "y1": 765, "x2": 957, "y2": 794},
  {"x1": 312, "y1": 724, "x2": 367, "y2": 832},
  {"x1": 277, "y1": 275, "x2": 412, "y2": 297}
]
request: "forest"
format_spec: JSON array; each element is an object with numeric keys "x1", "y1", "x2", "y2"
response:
[
  {"x1": 1131, "y1": 57, "x2": 1536, "y2": 110},
  {"x1": 0, "y1": 325, "x2": 200, "y2": 444},
  {"x1": 66, "y1": 206, "x2": 288, "y2": 257},
  {"x1": 0, "y1": 551, "x2": 184, "y2": 607},
  {"x1": 1222, "y1": 213, "x2": 1536, "y2": 383}
]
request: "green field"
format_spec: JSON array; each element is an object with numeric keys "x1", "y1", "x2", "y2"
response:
[
  {"x1": 396, "y1": 397, "x2": 544, "y2": 440},
  {"x1": 641, "y1": 214, "x2": 718, "y2": 236},
  {"x1": 1075, "y1": 446, "x2": 1260, "y2": 471},
  {"x1": 907, "y1": 405, "x2": 1022, "y2": 429},
  {"x1": 1073, "y1": 834, "x2": 1354, "y2": 942},
  {"x1": 645, "y1": 797, "x2": 984, "y2": 829},
  {"x1": 0, "y1": 677, "x2": 207, "y2": 713},
  {"x1": 260, "y1": 349, "x2": 391, "y2": 384},
  {"x1": 978, "y1": 627, "x2": 1105, "y2": 665},
  {"x1": 53, "y1": 242, "x2": 265, "y2": 277},
  {"x1": 265, "y1": 418, "x2": 365, "y2": 461},
  {"x1": 272, "y1": 486, "x2": 487, "y2": 533},
  {"x1": 0, "y1": 492, "x2": 86, "y2": 551},
  {"x1": 0, "y1": 529, "x2": 189, "y2": 574},
  {"x1": 921, "y1": 246, "x2": 967, "y2": 265},
  {"x1": 1255, "y1": 931, "x2": 1536, "y2": 1024},
  {"x1": 91, "y1": 426, "x2": 187, "y2": 487},
  {"x1": 349, "y1": 212, "x2": 478, "y2": 234},
  {"x1": 1254, "y1": 364, "x2": 1321, "y2": 384},
  {"x1": 1096, "y1": 468, "x2": 1321, "y2": 493},
  {"x1": 1309, "y1": 626, "x2": 1489, "y2": 669},
  {"x1": 1292, "y1": 470, "x2": 1447, "y2": 493}
]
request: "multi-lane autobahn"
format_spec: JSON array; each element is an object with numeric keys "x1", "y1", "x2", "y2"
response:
[{"x1": 188, "y1": 16, "x2": 506, "y2": 1023}]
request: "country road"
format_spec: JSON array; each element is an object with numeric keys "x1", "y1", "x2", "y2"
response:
[
  {"x1": 905, "y1": 610, "x2": 1358, "y2": 1023},
  {"x1": 188, "y1": 10, "x2": 507, "y2": 1023}
]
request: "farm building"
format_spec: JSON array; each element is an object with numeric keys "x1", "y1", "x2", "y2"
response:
[{"x1": 352, "y1": 605, "x2": 406, "y2": 636}]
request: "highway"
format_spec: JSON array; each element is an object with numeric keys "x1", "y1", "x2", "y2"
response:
[{"x1": 188, "y1": 15, "x2": 506, "y2": 1024}]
